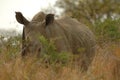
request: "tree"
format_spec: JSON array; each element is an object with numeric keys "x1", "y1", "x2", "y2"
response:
[{"x1": 55, "y1": 0, "x2": 120, "y2": 26}]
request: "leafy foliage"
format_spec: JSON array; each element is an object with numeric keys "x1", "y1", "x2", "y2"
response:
[
  {"x1": 56, "y1": 0, "x2": 120, "y2": 26},
  {"x1": 95, "y1": 18, "x2": 120, "y2": 42},
  {"x1": 39, "y1": 36, "x2": 72, "y2": 65}
]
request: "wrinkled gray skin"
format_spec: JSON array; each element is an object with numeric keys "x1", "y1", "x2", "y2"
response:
[{"x1": 15, "y1": 11, "x2": 96, "y2": 71}]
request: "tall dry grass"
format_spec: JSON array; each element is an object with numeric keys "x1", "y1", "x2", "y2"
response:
[{"x1": 0, "y1": 39, "x2": 120, "y2": 80}]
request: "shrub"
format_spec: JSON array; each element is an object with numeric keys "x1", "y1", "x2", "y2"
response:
[
  {"x1": 94, "y1": 18, "x2": 120, "y2": 43},
  {"x1": 39, "y1": 36, "x2": 71, "y2": 65}
]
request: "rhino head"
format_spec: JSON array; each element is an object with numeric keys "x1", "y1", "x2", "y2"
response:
[{"x1": 15, "y1": 12, "x2": 54, "y2": 56}]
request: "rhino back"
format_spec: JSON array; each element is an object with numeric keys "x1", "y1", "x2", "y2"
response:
[{"x1": 57, "y1": 18, "x2": 96, "y2": 53}]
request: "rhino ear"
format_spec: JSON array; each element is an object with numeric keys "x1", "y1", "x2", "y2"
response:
[
  {"x1": 45, "y1": 14, "x2": 54, "y2": 25},
  {"x1": 15, "y1": 12, "x2": 29, "y2": 25}
]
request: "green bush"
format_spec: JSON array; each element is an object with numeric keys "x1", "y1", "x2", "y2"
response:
[
  {"x1": 39, "y1": 36, "x2": 71, "y2": 65},
  {"x1": 94, "y1": 18, "x2": 120, "y2": 43}
]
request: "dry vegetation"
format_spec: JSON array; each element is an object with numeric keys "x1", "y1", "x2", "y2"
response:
[{"x1": 0, "y1": 36, "x2": 120, "y2": 80}]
